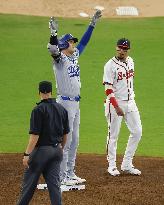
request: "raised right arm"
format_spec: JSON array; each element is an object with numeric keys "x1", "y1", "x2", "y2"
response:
[{"x1": 47, "y1": 17, "x2": 61, "y2": 63}]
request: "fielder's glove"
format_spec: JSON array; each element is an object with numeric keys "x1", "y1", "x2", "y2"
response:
[
  {"x1": 90, "y1": 10, "x2": 102, "y2": 28},
  {"x1": 49, "y1": 16, "x2": 58, "y2": 36}
]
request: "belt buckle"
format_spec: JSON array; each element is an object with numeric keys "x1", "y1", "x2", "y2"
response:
[{"x1": 53, "y1": 143, "x2": 58, "y2": 147}]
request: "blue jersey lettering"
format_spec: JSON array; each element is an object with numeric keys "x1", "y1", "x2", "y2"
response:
[{"x1": 68, "y1": 65, "x2": 80, "y2": 78}]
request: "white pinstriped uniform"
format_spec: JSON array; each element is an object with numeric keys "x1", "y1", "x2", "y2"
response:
[{"x1": 103, "y1": 56, "x2": 142, "y2": 169}]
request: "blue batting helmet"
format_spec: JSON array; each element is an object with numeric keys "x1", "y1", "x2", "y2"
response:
[{"x1": 58, "y1": 34, "x2": 78, "y2": 50}]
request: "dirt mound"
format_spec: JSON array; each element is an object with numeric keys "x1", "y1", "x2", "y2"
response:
[
  {"x1": 0, "y1": 0, "x2": 164, "y2": 18},
  {"x1": 0, "y1": 154, "x2": 164, "y2": 205}
]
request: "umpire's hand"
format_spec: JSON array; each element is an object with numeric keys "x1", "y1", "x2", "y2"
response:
[{"x1": 23, "y1": 156, "x2": 29, "y2": 168}]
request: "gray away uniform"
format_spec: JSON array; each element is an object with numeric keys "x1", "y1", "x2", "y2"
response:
[
  {"x1": 48, "y1": 24, "x2": 95, "y2": 181},
  {"x1": 53, "y1": 49, "x2": 81, "y2": 180}
]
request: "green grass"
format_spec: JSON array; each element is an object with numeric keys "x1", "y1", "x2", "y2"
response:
[{"x1": 0, "y1": 14, "x2": 164, "y2": 156}]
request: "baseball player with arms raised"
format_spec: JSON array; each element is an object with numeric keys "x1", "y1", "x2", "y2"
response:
[
  {"x1": 47, "y1": 10, "x2": 102, "y2": 185},
  {"x1": 103, "y1": 38, "x2": 142, "y2": 176}
]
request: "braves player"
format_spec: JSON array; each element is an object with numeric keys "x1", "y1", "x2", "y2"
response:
[
  {"x1": 47, "y1": 11, "x2": 102, "y2": 185},
  {"x1": 103, "y1": 38, "x2": 142, "y2": 176}
]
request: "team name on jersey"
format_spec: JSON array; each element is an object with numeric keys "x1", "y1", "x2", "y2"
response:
[
  {"x1": 68, "y1": 65, "x2": 80, "y2": 78},
  {"x1": 117, "y1": 70, "x2": 134, "y2": 81}
]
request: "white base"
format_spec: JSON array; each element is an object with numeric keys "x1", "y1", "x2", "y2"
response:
[
  {"x1": 37, "y1": 184, "x2": 47, "y2": 190},
  {"x1": 79, "y1": 12, "x2": 89, "y2": 17},
  {"x1": 37, "y1": 184, "x2": 85, "y2": 192},
  {"x1": 116, "y1": 7, "x2": 139, "y2": 16},
  {"x1": 61, "y1": 184, "x2": 85, "y2": 192}
]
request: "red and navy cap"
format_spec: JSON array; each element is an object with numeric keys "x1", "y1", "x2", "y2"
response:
[{"x1": 117, "y1": 38, "x2": 130, "y2": 49}]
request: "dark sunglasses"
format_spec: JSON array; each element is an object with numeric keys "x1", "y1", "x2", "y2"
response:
[{"x1": 117, "y1": 45, "x2": 129, "y2": 51}]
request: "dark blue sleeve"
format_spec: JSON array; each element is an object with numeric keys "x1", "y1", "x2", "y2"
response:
[{"x1": 76, "y1": 25, "x2": 94, "y2": 56}]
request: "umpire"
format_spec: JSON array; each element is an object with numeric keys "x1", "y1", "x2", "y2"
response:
[{"x1": 17, "y1": 81, "x2": 70, "y2": 205}]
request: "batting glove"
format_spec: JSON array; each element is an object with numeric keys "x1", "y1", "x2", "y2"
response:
[
  {"x1": 49, "y1": 16, "x2": 58, "y2": 36},
  {"x1": 90, "y1": 10, "x2": 102, "y2": 28}
]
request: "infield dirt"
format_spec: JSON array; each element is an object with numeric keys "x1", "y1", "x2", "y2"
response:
[
  {"x1": 0, "y1": 0, "x2": 164, "y2": 18},
  {"x1": 0, "y1": 154, "x2": 164, "y2": 205}
]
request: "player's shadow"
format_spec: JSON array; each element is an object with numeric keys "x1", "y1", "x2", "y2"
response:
[{"x1": 74, "y1": 23, "x2": 86, "y2": 26}]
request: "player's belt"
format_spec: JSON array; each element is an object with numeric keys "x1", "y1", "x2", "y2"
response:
[
  {"x1": 36, "y1": 143, "x2": 59, "y2": 147},
  {"x1": 61, "y1": 95, "x2": 81, "y2": 102}
]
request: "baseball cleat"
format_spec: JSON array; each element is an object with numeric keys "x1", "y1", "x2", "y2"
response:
[
  {"x1": 107, "y1": 167, "x2": 120, "y2": 176},
  {"x1": 67, "y1": 174, "x2": 86, "y2": 184},
  {"x1": 121, "y1": 165, "x2": 141, "y2": 175}
]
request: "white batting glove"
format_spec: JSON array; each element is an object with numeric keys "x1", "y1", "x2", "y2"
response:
[
  {"x1": 90, "y1": 10, "x2": 102, "y2": 27},
  {"x1": 49, "y1": 17, "x2": 58, "y2": 36}
]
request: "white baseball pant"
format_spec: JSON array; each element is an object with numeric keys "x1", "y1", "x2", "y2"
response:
[{"x1": 105, "y1": 99, "x2": 142, "y2": 168}]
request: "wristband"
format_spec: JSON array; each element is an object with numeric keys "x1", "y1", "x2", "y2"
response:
[
  {"x1": 105, "y1": 89, "x2": 113, "y2": 96},
  {"x1": 24, "y1": 152, "x2": 30, "y2": 156},
  {"x1": 50, "y1": 35, "x2": 58, "y2": 45},
  {"x1": 110, "y1": 97, "x2": 118, "y2": 108}
]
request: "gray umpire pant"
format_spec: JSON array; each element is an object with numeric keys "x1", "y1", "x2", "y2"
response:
[{"x1": 17, "y1": 145, "x2": 63, "y2": 205}]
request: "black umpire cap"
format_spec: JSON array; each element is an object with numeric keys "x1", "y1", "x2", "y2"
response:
[
  {"x1": 39, "y1": 81, "x2": 52, "y2": 94},
  {"x1": 117, "y1": 38, "x2": 130, "y2": 49}
]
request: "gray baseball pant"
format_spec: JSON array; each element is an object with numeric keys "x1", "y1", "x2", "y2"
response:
[{"x1": 57, "y1": 98, "x2": 80, "y2": 180}]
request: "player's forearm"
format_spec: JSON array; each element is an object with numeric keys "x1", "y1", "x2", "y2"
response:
[
  {"x1": 105, "y1": 84, "x2": 118, "y2": 108},
  {"x1": 76, "y1": 25, "x2": 94, "y2": 55},
  {"x1": 25, "y1": 134, "x2": 39, "y2": 154},
  {"x1": 47, "y1": 39, "x2": 61, "y2": 62},
  {"x1": 105, "y1": 85, "x2": 124, "y2": 116},
  {"x1": 48, "y1": 17, "x2": 61, "y2": 62}
]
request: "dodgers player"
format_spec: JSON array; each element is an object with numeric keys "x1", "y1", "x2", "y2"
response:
[
  {"x1": 103, "y1": 38, "x2": 142, "y2": 176},
  {"x1": 47, "y1": 11, "x2": 102, "y2": 185}
]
